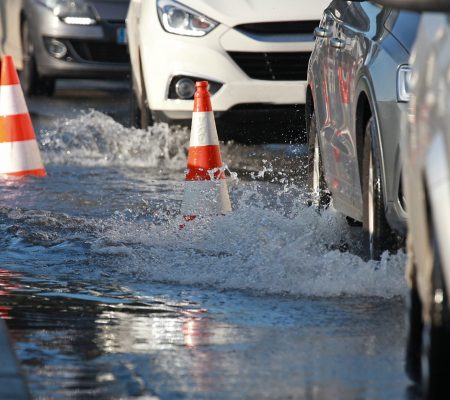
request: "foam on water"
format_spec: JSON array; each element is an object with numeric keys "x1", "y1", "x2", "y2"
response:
[
  {"x1": 92, "y1": 205, "x2": 406, "y2": 299},
  {"x1": 25, "y1": 112, "x2": 409, "y2": 298}
]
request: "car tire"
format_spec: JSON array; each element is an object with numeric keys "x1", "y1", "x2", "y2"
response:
[
  {"x1": 129, "y1": 59, "x2": 153, "y2": 129},
  {"x1": 362, "y1": 117, "x2": 394, "y2": 260},
  {"x1": 307, "y1": 111, "x2": 330, "y2": 209},
  {"x1": 405, "y1": 283, "x2": 423, "y2": 384},
  {"x1": 129, "y1": 75, "x2": 142, "y2": 128},
  {"x1": 422, "y1": 233, "x2": 450, "y2": 400},
  {"x1": 20, "y1": 20, "x2": 55, "y2": 96}
]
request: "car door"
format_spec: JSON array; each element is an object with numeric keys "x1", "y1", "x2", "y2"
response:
[
  {"x1": 312, "y1": 1, "x2": 346, "y2": 129},
  {"x1": 332, "y1": 1, "x2": 387, "y2": 218},
  {"x1": 312, "y1": 0, "x2": 349, "y2": 204}
]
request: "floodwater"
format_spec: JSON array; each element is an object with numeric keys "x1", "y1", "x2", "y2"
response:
[{"x1": 0, "y1": 81, "x2": 415, "y2": 399}]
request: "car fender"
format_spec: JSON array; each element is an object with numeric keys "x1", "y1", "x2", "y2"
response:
[{"x1": 126, "y1": 0, "x2": 144, "y2": 98}]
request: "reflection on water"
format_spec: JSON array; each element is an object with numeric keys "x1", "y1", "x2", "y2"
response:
[
  {"x1": 0, "y1": 269, "x2": 23, "y2": 319},
  {"x1": 1, "y1": 273, "x2": 410, "y2": 400}
]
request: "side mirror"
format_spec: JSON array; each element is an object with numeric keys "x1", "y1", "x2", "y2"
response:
[{"x1": 373, "y1": 0, "x2": 450, "y2": 11}]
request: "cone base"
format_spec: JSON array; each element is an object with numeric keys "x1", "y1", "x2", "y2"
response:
[
  {"x1": 181, "y1": 179, "x2": 232, "y2": 216},
  {"x1": 3, "y1": 168, "x2": 47, "y2": 177}
]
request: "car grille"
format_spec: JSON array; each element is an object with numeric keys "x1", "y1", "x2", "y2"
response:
[
  {"x1": 227, "y1": 52, "x2": 311, "y2": 81},
  {"x1": 69, "y1": 40, "x2": 129, "y2": 64},
  {"x1": 235, "y1": 20, "x2": 320, "y2": 35}
]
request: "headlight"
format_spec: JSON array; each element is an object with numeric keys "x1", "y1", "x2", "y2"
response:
[
  {"x1": 397, "y1": 65, "x2": 412, "y2": 102},
  {"x1": 38, "y1": 0, "x2": 96, "y2": 25},
  {"x1": 156, "y1": 0, "x2": 218, "y2": 37}
]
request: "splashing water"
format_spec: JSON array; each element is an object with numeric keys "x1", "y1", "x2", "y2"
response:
[
  {"x1": 40, "y1": 110, "x2": 190, "y2": 169},
  {"x1": 10, "y1": 111, "x2": 408, "y2": 299},
  {"x1": 91, "y1": 205, "x2": 407, "y2": 299}
]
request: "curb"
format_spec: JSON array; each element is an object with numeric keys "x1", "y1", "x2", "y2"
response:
[{"x1": 0, "y1": 319, "x2": 30, "y2": 399}]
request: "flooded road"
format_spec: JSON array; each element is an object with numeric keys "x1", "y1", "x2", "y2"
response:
[{"x1": 0, "y1": 81, "x2": 413, "y2": 399}]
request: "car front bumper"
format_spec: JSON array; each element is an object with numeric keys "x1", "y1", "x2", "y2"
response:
[
  {"x1": 139, "y1": 4, "x2": 316, "y2": 119},
  {"x1": 25, "y1": 1, "x2": 130, "y2": 79}
]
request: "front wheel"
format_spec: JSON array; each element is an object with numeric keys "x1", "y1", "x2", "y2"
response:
[
  {"x1": 129, "y1": 61, "x2": 153, "y2": 129},
  {"x1": 362, "y1": 117, "x2": 396, "y2": 260},
  {"x1": 129, "y1": 76, "x2": 142, "y2": 128},
  {"x1": 20, "y1": 20, "x2": 55, "y2": 96},
  {"x1": 307, "y1": 111, "x2": 330, "y2": 209}
]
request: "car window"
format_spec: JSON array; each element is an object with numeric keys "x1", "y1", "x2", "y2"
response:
[{"x1": 343, "y1": 2, "x2": 386, "y2": 34}]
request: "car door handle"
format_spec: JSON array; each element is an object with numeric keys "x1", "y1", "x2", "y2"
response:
[
  {"x1": 330, "y1": 37, "x2": 346, "y2": 49},
  {"x1": 314, "y1": 27, "x2": 332, "y2": 38}
]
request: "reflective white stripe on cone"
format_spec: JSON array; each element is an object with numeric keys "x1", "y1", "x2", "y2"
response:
[
  {"x1": 0, "y1": 85, "x2": 29, "y2": 116},
  {"x1": 0, "y1": 140, "x2": 44, "y2": 174},
  {"x1": 189, "y1": 112, "x2": 219, "y2": 147}
]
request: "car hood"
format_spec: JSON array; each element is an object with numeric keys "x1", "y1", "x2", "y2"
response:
[{"x1": 178, "y1": 0, "x2": 329, "y2": 27}]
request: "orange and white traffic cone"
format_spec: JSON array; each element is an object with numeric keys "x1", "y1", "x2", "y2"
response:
[
  {"x1": 181, "y1": 81, "x2": 231, "y2": 222},
  {"x1": 0, "y1": 55, "x2": 46, "y2": 177}
]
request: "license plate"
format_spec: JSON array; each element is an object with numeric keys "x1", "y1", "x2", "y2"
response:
[{"x1": 117, "y1": 27, "x2": 127, "y2": 44}]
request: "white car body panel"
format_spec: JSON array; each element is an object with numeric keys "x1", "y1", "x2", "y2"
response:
[
  {"x1": 403, "y1": 12, "x2": 450, "y2": 321},
  {"x1": 426, "y1": 133, "x2": 450, "y2": 299},
  {"x1": 127, "y1": 0, "x2": 329, "y2": 120}
]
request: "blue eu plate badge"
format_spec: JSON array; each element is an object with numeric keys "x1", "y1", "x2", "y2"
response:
[{"x1": 117, "y1": 27, "x2": 127, "y2": 44}]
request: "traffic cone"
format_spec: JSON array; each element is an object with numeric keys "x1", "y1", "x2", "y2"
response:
[
  {"x1": 0, "y1": 55, "x2": 46, "y2": 177},
  {"x1": 181, "y1": 81, "x2": 231, "y2": 221}
]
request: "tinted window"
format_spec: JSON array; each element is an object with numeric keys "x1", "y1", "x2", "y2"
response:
[
  {"x1": 343, "y1": 2, "x2": 384, "y2": 33},
  {"x1": 325, "y1": 0, "x2": 349, "y2": 22}
]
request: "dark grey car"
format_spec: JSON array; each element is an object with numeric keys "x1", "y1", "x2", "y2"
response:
[
  {"x1": 0, "y1": 0, "x2": 130, "y2": 95},
  {"x1": 306, "y1": 0, "x2": 420, "y2": 259}
]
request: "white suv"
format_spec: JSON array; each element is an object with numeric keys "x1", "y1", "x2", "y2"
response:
[
  {"x1": 376, "y1": 0, "x2": 450, "y2": 398},
  {"x1": 126, "y1": 0, "x2": 329, "y2": 139}
]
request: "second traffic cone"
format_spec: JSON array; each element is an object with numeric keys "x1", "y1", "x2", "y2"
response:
[
  {"x1": 181, "y1": 81, "x2": 231, "y2": 220},
  {"x1": 0, "y1": 55, "x2": 46, "y2": 177}
]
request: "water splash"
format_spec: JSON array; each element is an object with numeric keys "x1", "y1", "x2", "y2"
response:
[
  {"x1": 90, "y1": 205, "x2": 407, "y2": 299},
  {"x1": 7, "y1": 112, "x2": 408, "y2": 299},
  {"x1": 40, "y1": 110, "x2": 190, "y2": 169}
]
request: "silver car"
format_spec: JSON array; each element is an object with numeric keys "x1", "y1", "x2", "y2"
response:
[
  {"x1": 306, "y1": 0, "x2": 419, "y2": 259},
  {"x1": 375, "y1": 0, "x2": 450, "y2": 398},
  {"x1": 0, "y1": 0, "x2": 130, "y2": 95}
]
